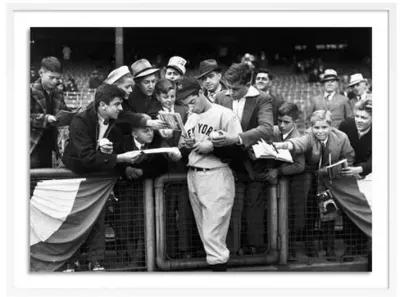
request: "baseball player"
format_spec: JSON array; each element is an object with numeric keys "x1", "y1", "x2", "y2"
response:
[{"x1": 176, "y1": 77, "x2": 243, "y2": 271}]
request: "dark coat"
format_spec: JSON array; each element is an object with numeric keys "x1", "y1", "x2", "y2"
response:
[
  {"x1": 125, "y1": 84, "x2": 158, "y2": 114},
  {"x1": 115, "y1": 133, "x2": 169, "y2": 179},
  {"x1": 339, "y1": 117, "x2": 372, "y2": 176},
  {"x1": 30, "y1": 79, "x2": 69, "y2": 154},
  {"x1": 215, "y1": 86, "x2": 274, "y2": 147},
  {"x1": 62, "y1": 103, "x2": 121, "y2": 174},
  {"x1": 262, "y1": 89, "x2": 285, "y2": 125},
  {"x1": 215, "y1": 86, "x2": 274, "y2": 180}
]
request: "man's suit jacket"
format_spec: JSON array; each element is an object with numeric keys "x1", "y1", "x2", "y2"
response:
[
  {"x1": 288, "y1": 127, "x2": 355, "y2": 170},
  {"x1": 307, "y1": 92, "x2": 353, "y2": 128},
  {"x1": 62, "y1": 103, "x2": 121, "y2": 174},
  {"x1": 215, "y1": 86, "x2": 274, "y2": 147}
]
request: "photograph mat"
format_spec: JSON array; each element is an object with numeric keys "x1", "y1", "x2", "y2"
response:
[{"x1": 5, "y1": 3, "x2": 395, "y2": 296}]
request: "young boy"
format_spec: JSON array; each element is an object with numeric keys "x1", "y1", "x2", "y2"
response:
[
  {"x1": 255, "y1": 102, "x2": 306, "y2": 260},
  {"x1": 149, "y1": 79, "x2": 194, "y2": 258},
  {"x1": 112, "y1": 112, "x2": 181, "y2": 264},
  {"x1": 176, "y1": 77, "x2": 243, "y2": 271}
]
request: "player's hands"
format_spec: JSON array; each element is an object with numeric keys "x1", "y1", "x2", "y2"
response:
[
  {"x1": 211, "y1": 131, "x2": 239, "y2": 147},
  {"x1": 147, "y1": 119, "x2": 169, "y2": 130},
  {"x1": 193, "y1": 139, "x2": 214, "y2": 154},
  {"x1": 181, "y1": 136, "x2": 196, "y2": 149},
  {"x1": 125, "y1": 166, "x2": 143, "y2": 180},
  {"x1": 167, "y1": 147, "x2": 182, "y2": 161},
  {"x1": 99, "y1": 138, "x2": 114, "y2": 154},
  {"x1": 47, "y1": 115, "x2": 57, "y2": 124},
  {"x1": 340, "y1": 166, "x2": 363, "y2": 177}
]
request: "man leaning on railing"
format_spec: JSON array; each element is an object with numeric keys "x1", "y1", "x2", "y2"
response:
[{"x1": 62, "y1": 84, "x2": 143, "y2": 271}]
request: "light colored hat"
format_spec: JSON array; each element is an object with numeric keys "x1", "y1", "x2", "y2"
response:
[
  {"x1": 321, "y1": 69, "x2": 339, "y2": 82},
  {"x1": 167, "y1": 56, "x2": 187, "y2": 75},
  {"x1": 130, "y1": 59, "x2": 159, "y2": 79},
  {"x1": 104, "y1": 66, "x2": 131, "y2": 84},
  {"x1": 348, "y1": 73, "x2": 367, "y2": 87}
]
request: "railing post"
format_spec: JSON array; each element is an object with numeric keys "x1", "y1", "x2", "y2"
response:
[
  {"x1": 267, "y1": 184, "x2": 278, "y2": 251},
  {"x1": 278, "y1": 177, "x2": 289, "y2": 265},
  {"x1": 144, "y1": 179, "x2": 155, "y2": 271}
]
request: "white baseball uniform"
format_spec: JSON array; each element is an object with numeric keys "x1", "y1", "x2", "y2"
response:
[{"x1": 182, "y1": 104, "x2": 242, "y2": 265}]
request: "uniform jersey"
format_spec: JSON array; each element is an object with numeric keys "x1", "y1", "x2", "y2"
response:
[{"x1": 183, "y1": 104, "x2": 242, "y2": 169}]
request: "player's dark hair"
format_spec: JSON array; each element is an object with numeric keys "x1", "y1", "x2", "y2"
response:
[
  {"x1": 95, "y1": 83, "x2": 125, "y2": 110},
  {"x1": 278, "y1": 102, "x2": 300, "y2": 121}
]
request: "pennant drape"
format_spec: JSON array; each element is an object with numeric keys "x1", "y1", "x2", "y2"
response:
[{"x1": 30, "y1": 177, "x2": 117, "y2": 272}]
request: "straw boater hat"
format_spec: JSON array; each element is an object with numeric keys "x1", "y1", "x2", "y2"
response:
[
  {"x1": 348, "y1": 73, "x2": 367, "y2": 87},
  {"x1": 167, "y1": 56, "x2": 187, "y2": 75},
  {"x1": 104, "y1": 66, "x2": 131, "y2": 84},
  {"x1": 196, "y1": 59, "x2": 221, "y2": 79},
  {"x1": 130, "y1": 59, "x2": 159, "y2": 79},
  {"x1": 321, "y1": 69, "x2": 339, "y2": 82}
]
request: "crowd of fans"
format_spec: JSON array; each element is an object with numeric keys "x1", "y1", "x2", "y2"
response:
[{"x1": 30, "y1": 54, "x2": 372, "y2": 272}]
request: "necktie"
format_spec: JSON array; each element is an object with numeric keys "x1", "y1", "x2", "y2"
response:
[{"x1": 319, "y1": 142, "x2": 327, "y2": 169}]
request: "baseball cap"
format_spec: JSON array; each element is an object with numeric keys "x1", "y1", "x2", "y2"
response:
[{"x1": 175, "y1": 77, "x2": 201, "y2": 102}]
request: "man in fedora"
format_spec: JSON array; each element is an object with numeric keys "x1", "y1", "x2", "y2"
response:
[
  {"x1": 307, "y1": 69, "x2": 353, "y2": 128},
  {"x1": 126, "y1": 59, "x2": 160, "y2": 114},
  {"x1": 196, "y1": 59, "x2": 226, "y2": 103},
  {"x1": 165, "y1": 56, "x2": 187, "y2": 82},
  {"x1": 347, "y1": 73, "x2": 370, "y2": 110}
]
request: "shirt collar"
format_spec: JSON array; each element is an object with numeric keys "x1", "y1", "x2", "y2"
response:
[
  {"x1": 134, "y1": 137, "x2": 145, "y2": 150},
  {"x1": 224, "y1": 85, "x2": 260, "y2": 98},
  {"x1": 320, "y1": 138, "x2": 328, "y2": 146},
  {"x1": 282, "y1": 127, "x2": 295, "y2": 140},
  {"x1": 324, "y1": 91, "x2": 335, "y2": 99},
  {"x1": 358, "y1": 127, "x2": 371, "y2": 138},
  {"x1": 97, "y1": 113, "x2": 109, "y2": 126},
  {"x1": 162, "y1": 106, "x2": 174, "y2": 113},
  {"x1": 245, "y1": 85, "x2": 260, "y2": 98}
]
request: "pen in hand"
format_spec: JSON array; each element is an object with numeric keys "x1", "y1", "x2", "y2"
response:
[{"x1": 271, "y1": 142, "x2": 279, "y2": 154}]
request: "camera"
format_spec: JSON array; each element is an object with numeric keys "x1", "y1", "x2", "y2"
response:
[{"x1": 317, "y1": 189, "x2": 338, "y2": 221}]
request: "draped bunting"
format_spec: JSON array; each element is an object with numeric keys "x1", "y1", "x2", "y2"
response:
[{"x1": 30, "y1": 177, "x2": 117, "y2": 272}]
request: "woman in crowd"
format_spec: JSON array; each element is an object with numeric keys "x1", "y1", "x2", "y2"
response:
[
  {"x1": 339, "y1": 99, "x2": 372, "y2": 261},
  {"x1": 274, "y1": 110, "x2": 372, "y2": 263}
]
